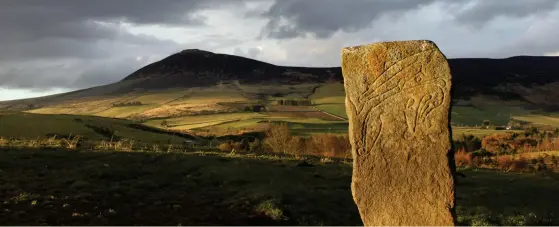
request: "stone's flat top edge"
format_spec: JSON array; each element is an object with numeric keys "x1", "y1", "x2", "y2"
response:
[{"x1": 342, "y1": 39, "x2": 436, "y2": 52}]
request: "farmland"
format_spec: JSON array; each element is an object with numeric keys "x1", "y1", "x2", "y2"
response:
[
  {"x1": 4, "y1": 81, "x2": 559, "y2": 226},
  {"x1": 309, "y1": 82, "x2": 347, "y2": 119},
  {"x1": 0, "y1": 112, "x2": 191, "y2": 145}
]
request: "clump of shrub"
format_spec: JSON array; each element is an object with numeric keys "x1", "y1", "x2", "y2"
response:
[
  {"x1": 480, "y1": 130, "x2": 559, "y2": 155},
  {"x1": 85, "y1": 124, "x2": 119, "y2": 140},
  {"x1": 243, "y1": 105, "x2": 265, "y2": 112},
  {"x1": 305, "y1": 134, "x2": 351, "y2": 158},
  {"x1": 263, "y1": 123, "x2": 295, "y2": 155},
  {"x1": 274, "y1": 99, "x2": 312, "y2": 106},
  {"x1": 263, "y1": 123, "x2": 350, "y2": 158},
  {"x1": 454, "y1": 147, "x2": 472, "y2": 167},
  {"x1": 496, "y1": 156, "x2": 529, "y2": 172},
  {"x1": 454, "y1": 134, "x2": 481, "y2": 153},
  {"x1": 482, "y1": 133, "x2": 516, "y2": 154},
  {"x1": 217, "y1": 138, "x2": 262, "y2": 153},
  {"x1": 217, "y1": 142, "x2": 234, "y2": 152},
  {"x1": 248, "y1": 138, "x2": 263, "y2": 152},
  {"x1": 112, "y1": 101, "x2": 142, "y2": 107}
]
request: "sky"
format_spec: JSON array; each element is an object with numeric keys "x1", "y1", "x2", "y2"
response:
[{"x1": 1, "y1": 0, "x2": 559, "y2": 101}]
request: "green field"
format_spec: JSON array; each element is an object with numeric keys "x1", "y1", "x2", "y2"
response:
[
  {"x1": 308, "y1": 83, "x2": 547, "y2": 126},
  {"x1": 1, "y1": 148, "x2": 558, "y2": 225},
  {"x1": 20, "y1": 81, "x2": 559, "y2": 133},
  {"x1": 451, "y1": 106, "x2": 530, "y2": 126},
  {"x1": 288, "y1": 122, "x2": 349, "y2": 136},
  {"x1": 310, "y1": 83, "x2": 347, "y2": 119},
  {"x1": 145, "y1": 113, "x2": 264, "y2": 130},
  {"x1": 168, "y1": 88, "x2": 248, "y2": 105},
  {"x1": 0, "y1": 111, "x2": 523, "y2": 144},
  {"x1": 198, "y1": 117, "x2": 348, "y2": 136},
  {"x1": 203, "y1": 119, "x2": 267, "y2": 130},
  {"x1": 95, "y1": 104, "x2": 159, "y2": 118},
  {"x1": 129, "y1": 90, "x2": 190, "y2": 104},
  {"x1": 513, "y1": 115, "x2": 559, "y2": 127},
  {"x1": 0, "y1": 113, "x2": 186, "y2": 145},
  {"x1": 314, "y1": 104, "x2": 348, "y2": 119}
]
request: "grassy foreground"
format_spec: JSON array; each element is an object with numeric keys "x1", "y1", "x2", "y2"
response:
[{"x1": 1, "y1": 148, "x2": 558, "y2": 225}]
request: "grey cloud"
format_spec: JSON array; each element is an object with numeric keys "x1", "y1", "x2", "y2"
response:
[
  {"x1": 0, "y1": 0, "x2": 242, "y2": 90},
  {"x1": 0, "y1": 18, "x2": 183, "y2": 89},
  {"x1": 0, "y1": 63, "x2": 73, "y2": 90},
  {"x1": 0, "y1": 24, "x2": 182, "y2": 62},
  {"x1": 453, "y1": 0, "x2": 559, "y2": 28},
  {"x1": 234, "y1": 47, "x2": 262, "y2": 59},
  {"x1": 496, "y1": 10, "x2": 559, "y2": 57},
  {"x1": 257, "y1": 0, "x2": 437, "y2": 39},
  {"x1": 0, "y1": 54, "x2": 172, "y2": 90},
  {"x1": 0, "y1": 0, "x2": 221, "y2": 28},
  {"x1": 71, "y1": 57, "x2": 154, "y2": 89},
  {"x1": 257, "y1": 0, "x2": 559, "y2": 39}
]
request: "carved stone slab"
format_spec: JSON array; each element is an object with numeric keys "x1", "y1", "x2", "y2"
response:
[{"x1": 341, "y1": 40, "x2": 456, "y2": 226}]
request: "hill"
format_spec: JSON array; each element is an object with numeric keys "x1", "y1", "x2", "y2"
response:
[
  {"x1": 1, "y1": 50, "x2": 558, "y2": 109},
  {"x1": 1, "y1": 49, "x2": 559, "y2": 132},
  {"x1": 120, "y1": 49, "x2": 341, "y2": 90},
  {"x1": 449, "y1": 56, "x2": 559, "y2": 110}
]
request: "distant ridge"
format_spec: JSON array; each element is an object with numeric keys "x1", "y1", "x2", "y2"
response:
[{"x1": 122, "y1": 49, "x2": 559, "y2": 104}]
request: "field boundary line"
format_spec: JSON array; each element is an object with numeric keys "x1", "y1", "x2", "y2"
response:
[{"x1": 311, "y1": 106, "x2": 347, "y2": 121}]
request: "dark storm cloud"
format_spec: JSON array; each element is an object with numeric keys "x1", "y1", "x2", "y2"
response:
[
  {"x1": 0, "y1": 0, "x2": 220, "y2": 28},
  {"x1": 0, "y1": 0, "x2": 236, "y2": 89},
  {"x1": 257, "y1": 0, "x2": 559, "y2": 39},
  {"x1": 0, "y1": 0, "x2": 229, "y2": 60},
  {"x1": 0, "y1": 21, "x2": 181, "y2": 62}
]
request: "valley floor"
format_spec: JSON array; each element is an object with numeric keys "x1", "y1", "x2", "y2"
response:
[{"x1": 1, "y1": 148, "x2": 558, "y2": 225}]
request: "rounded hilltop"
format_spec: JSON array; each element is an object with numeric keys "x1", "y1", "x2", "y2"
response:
[{"x1": 178, "y1": 49, "x2": 215, "y2": 55}]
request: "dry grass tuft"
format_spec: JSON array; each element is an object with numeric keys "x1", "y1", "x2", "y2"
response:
[
  {"x1": 94, "y1": 139, "x2": 135, "y2": 152},
  {"x1": 0, "y1": 135, "x2": 81, "y2": 149}
]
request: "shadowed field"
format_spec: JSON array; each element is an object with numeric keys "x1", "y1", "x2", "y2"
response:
[{"x1": 1, "y1": 148, "x2": 558, "y2": 226}]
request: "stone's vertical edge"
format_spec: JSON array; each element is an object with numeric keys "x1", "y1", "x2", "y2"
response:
[
  {"x1": 439, "y1": 41, "x2": 458, "y2": 224},
  {"x1": 429, "y1": 39, "x2": 457, "y2": 224},
  {"x1": 341, "y1": 40, "x2": 456, "y2": 226}
]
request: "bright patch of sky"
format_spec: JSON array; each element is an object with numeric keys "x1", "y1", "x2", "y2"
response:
[{"x1": 0, "y1": 87, "x2": 71, "y2": 101}]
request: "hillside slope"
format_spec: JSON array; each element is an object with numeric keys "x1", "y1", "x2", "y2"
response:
[
  {"x1": 120, "y1": 49, "x2": 341, "y2": 90},
  {"x1": 450, "y1": 56, "x2": 559, "y2": 110},
  {"x1": 1, "y1": 50, "x2": 558, "y2": 113}
]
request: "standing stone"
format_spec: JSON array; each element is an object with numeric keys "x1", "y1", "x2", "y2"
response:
[{"x1": 341, "y1": 40, "x2": 456, "y2": 226}]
